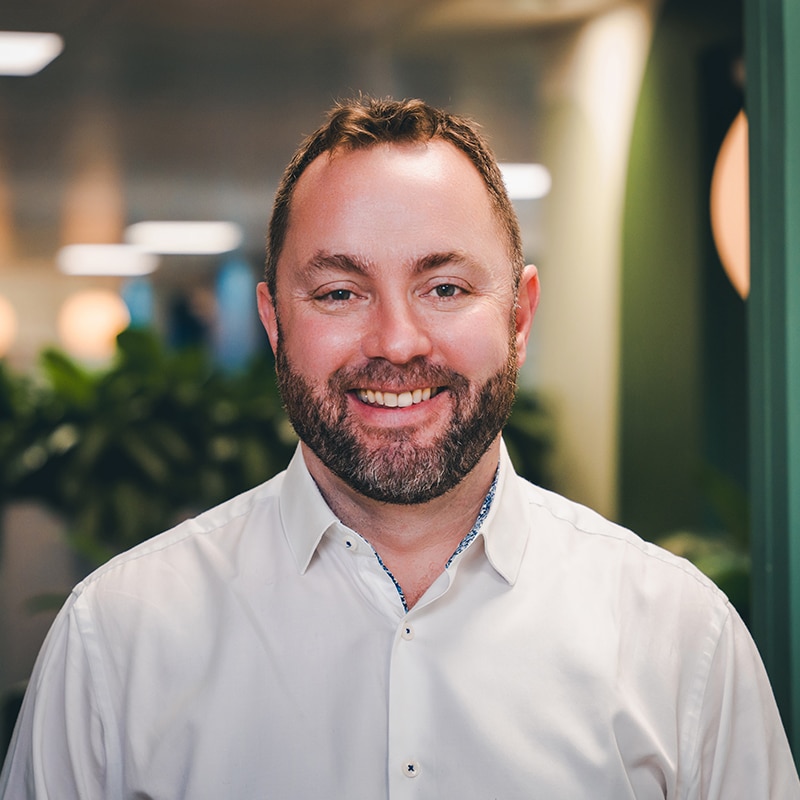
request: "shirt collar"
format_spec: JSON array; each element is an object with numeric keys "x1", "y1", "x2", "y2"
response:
[
  {"x1": 279, "y1": 446, "x2": 339, "y2": 574},
  {"x1": 475, "y1": 439, "x2": 533, "y2": 585},
  {"x1": 279, "y1": 439, "x2": 532, "y2": 583}
]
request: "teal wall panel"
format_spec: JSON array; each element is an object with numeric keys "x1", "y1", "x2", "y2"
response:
[{"x1": 745, "y1": 0, "x2": 800, "y2": 761}]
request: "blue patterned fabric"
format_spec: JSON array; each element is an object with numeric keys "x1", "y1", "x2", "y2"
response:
[{"x1": 375, "y1": 470, "x2": 499, "y2": 612}]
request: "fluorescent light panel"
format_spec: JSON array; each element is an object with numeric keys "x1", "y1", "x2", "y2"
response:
[
  {"x1": 499, "y1": 163, "x2": 552, "y2": 200},
  {"x1": 125, "y1": 221, "x2": 242, "y2": 254},
  {"x1": 0, "y1": 32, "x2": 63, "y2": 76},
  {"x1": 57, "y1": 244, "x2": 160, "y2": 277}
]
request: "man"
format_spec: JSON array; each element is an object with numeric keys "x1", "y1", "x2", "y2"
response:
[{"x1": 1, "y1": 97, "x2": 798, "y2": 798}]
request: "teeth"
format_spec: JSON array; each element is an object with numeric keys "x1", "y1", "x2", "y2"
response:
[{"x1": 357, "y1": 387, "x2": 437, "y2": 407}]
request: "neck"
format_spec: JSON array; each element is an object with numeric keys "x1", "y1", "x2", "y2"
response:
[{"x1": 302, "y1": 439, "x2": 501, "y2": 608}]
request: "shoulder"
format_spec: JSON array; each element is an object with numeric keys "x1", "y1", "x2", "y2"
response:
[
  {"x1": 512, "y1": 473, "x2": 734, "y2": 622},
  {"x1": 47, "y1": 470, "x2": 294, "y2": 694},
  {"x1": 71, "y1": 469, "x2": 288, "y2": 606}
]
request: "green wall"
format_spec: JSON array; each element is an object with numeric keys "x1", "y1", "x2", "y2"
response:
[{"x1": 619, "y1": 0, "x2": 744, "y2": 541}]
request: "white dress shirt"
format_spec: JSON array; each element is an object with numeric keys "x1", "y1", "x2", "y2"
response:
[{"x1": 1, "y1": 442, "x2": 798, "y2": 799}]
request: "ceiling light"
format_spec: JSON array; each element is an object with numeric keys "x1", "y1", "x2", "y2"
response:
[
  {"x1": 499, "y1": 163, "x2": 552, "y2": 200},
  {"x1": 0, "y1": 32, "x2": 64, "y2": 76},
  {"x1": 125, "y1": 221, "x2": 243, "y2": 255},
  {"x1": 57, "y1": 244, "x2": 160, "y2": 276}
]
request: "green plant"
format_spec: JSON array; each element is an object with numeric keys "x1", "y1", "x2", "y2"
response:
[
  {"x1": 504, "y1": 391, "x2": 553, "y2": 488},
  {"x1": 1, "y1": 329, "x2": 297, "y2": 565}
]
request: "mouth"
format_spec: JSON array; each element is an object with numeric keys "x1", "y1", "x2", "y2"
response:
[{"x1": 355, "y1": 387, "x2": 443, "y2": 408}]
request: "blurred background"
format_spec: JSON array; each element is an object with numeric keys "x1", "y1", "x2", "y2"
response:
[{"x1": 0, "y1": 0, "x2": 747, "y2": 751}]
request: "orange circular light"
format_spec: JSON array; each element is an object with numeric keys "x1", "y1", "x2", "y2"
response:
[
  {"x1": 57, "y1": 289, "x2": 130, "y2": 360},
  {"x1": 710, "y1": 110, "x2": 749, "y2": 299},
  {"x1": 0, "y1": 293, "x2": 17, "y2": 357}
]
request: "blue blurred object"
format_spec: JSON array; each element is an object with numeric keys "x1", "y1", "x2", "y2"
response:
[
  {"x1": 214, "y1": 255, "x2": 258, "y2": 370},
  {"x1": 121, "y1": 278, "x2": 154, "y2": 329}
]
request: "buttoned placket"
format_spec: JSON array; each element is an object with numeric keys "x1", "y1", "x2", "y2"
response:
[
  {"x1": 333, "y1": 521, "x2": 462, "y2": 797},
  {"x1": 332, "y1": 530, "x2": 491, "y2": 797},
  {"x1": 329, "y1": 523, "x2": 432, "y2": 793},
  {"x1": 386, "y1": 566, "x2": 454, "y2": 799},
  {"x1": 325, "y1": 471, "x2": 497, "y2": 798},
  {"x1": 390, "y1": 610, "x2": 425, "y2": 795}
]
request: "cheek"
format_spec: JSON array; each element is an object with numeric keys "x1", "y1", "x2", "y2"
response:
[
  {"x1": 434, "y1": 310, "x2": 512, "y2": 378},
  {"x1": 453, "y1": 341, "x2": 509, "y2": 380},
  {"x1": 281, "y1": 313, "x2": 362, "y2": 376}
]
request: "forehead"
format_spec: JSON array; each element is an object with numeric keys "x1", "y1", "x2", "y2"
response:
[
  {"x1": 280, "y1": 140, "x2": 506, "y2": 271},
  {"x1": 299, "y1": 138, "x2": 484, "y2": 190}
]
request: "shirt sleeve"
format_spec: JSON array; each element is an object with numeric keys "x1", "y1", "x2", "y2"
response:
[
  {"x1": 0, "y1": 596, "x2": 114, "y2": 800},
  {"x1": 691, "y1": 604, "x2": 800, "y2": 799}
]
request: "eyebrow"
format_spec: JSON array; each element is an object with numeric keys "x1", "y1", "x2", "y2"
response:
[
  {"x1": 300, "y1": 250, "x2": 478, "y2": 279},
  {"x1": 300, "y1": 252, "x2": 373, "y2": 279},
  {"x1": 412, "y1": 251, "x2": 478, "y2": 274}
]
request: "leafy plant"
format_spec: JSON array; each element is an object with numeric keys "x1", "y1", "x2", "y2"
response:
[
  {"x1": 1, "y1": 329, "x2": 296, "y2": 566},
  {"x1": 505, "y1": 391, "x2": 553, "y2": 488}
]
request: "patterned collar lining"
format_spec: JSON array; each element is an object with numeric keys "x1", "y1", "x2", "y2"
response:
[
  {"x1": 445, "y1": 470, "x2": 498, "y2": 568},
  {"x1": 374, "y1": 469, "x2": 499, "y2": 613}
]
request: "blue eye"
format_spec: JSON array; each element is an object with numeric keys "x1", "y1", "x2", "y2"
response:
[{"x1": 434, "y1": 284, "x2": 458, "y2": 297}]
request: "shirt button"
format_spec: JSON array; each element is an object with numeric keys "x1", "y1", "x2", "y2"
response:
[
  {"x1": 401, "y1": 623, "x2": 414, "y2": 640},
  {"x1": 343, "y1": 536, "x2": 358, "y2": 552},
  {"x1": 403, "y1": 760, "x2": 420, "y2": 778}
]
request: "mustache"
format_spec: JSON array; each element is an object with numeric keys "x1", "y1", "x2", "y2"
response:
[{"x1": 327, "y1": 357, "x2": 468, "y2": 391}]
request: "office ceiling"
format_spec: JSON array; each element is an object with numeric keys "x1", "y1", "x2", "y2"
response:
[
  {"x1": 1, "y1": 0, "x2": 623, "y2": 40},
  {"x1": 0, "y1": 0, "x2": 623, "y2": 264}
]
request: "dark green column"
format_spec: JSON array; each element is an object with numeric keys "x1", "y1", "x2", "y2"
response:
[{"x1": 744, "y1": 0, "x2": 800, "y2": 762}]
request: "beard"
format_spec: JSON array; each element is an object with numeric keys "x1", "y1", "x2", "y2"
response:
[{"x1": 274, "y1": 330, "x2": 519, "y2": 505}]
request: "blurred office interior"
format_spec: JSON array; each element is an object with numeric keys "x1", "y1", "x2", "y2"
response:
[{"x1": 0, "y1": 0, "x2": 753, "y2": 747}]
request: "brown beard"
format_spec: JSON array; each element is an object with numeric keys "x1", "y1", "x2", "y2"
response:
[{"x1": 274, "y1": 329, "x2": 518, "y2": 504}]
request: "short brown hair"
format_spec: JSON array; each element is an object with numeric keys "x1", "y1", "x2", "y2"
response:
[{"x1": 265, "y1": 96, "x2": 523, "y2": 299}]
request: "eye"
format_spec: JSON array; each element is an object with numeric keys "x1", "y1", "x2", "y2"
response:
[
  {"x1": 317, "y1": 288, "x2": 354, "y2": 302},
  {"x1": 420, "y1": 280, "x2": 470, "y2": 305},
  {"x1": 432, "y1": 283, "x2": 463, "y2": 298}
]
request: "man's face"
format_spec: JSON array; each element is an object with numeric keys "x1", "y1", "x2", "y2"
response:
[{"x1": 258, "y1": 140, "x2": 538, "y2": 504}]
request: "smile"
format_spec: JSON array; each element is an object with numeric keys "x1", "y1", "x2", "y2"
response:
[{"x1": 355, "y1": 387, "x2": 440, "y2": 408}]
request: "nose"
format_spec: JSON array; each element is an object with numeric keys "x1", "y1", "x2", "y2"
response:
[{"x1": 361, "y1": 297, "x2": 432, "y2": 364}]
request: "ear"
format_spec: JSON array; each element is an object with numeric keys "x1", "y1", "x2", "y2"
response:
[
  {"x1": 514, "y1": 264, "x2": 540, "y2": 368},
  {"x1": 256, "y1": 282, "x2": 279, "y2": 355}
]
